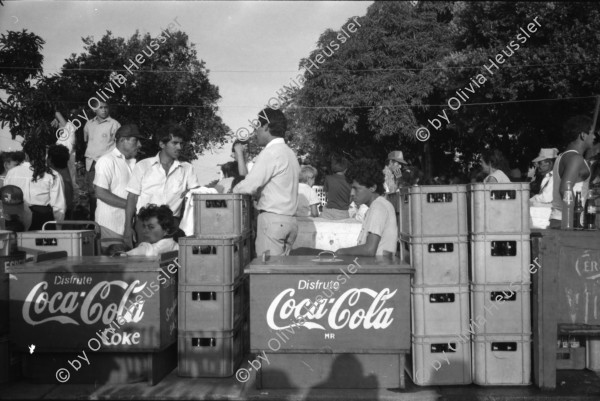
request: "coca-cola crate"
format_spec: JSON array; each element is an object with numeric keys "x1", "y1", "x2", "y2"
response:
[
  {"x1": 1, "y1": 252, "x2": 26, "y2": 336},
  {"x1": 178, "y1": 325, "x2": 244, "y2": 378},
  {"x1": 469, "y1": 183, "x2": 530, "y2": 234},
  {"x1": 17, "y1": 230, "x2": 95, "y2": 256},
  {"x1": 241, "y1": 231, "x2": 254, "y2": 267},
  {"x1": 179, "y1": 235, "x2": 242, "y2": 285},
  {"x1": 400, "y1": 235, "x2": 468, "y2": 285},
  {"x1": 0, "y1": 230, "x2": 17, "y2": 256},
  {"x1": 398, "y1": 185, "x2": 468, "y2": 237},
  {"x1": 409, "y1": 334, "x2": 472, "y2": 385},
  {"x1": 557, "y1": 346, "x2": 586, "y2": 370},
  {"x1": 178, "y1": 277, "x2": 246, "y2": 332},
  {"x1": 473, "y1": 333, "x2": 531, "y2": 385},
  {"x1": 256, "y1": 352, "x2": 406, "y2": 389},
  {"x1": 412, "y1": 285, "x2": 470, "y2": 336},
  {"x1": 193, "y1": 194, "x2": 252, "y2": 236},
  {"x1": 470, "y1": 233, "x2": 531, "y2": 284},
  {"x1": 470, "y1": 282, "x2": 531, "y2": 335}
]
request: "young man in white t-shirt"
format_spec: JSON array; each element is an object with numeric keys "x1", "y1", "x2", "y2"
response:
[{"x1": 337, "y1": 159, "x2": 398, "y2": 257}]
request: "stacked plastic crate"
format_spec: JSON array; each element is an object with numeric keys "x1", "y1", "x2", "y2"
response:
[
  {"x1": 468, "y1": 183, "x2": 531, "y2": 386},
  {"x1": 177, "y1": 194, "x2": 253, "y2": 378},
  {"x1": 396, "y1": 185, "x2": 472, "y2": 385},
  {"x1": 1, "y1": 230, "x2": 23, "y2": 384}
]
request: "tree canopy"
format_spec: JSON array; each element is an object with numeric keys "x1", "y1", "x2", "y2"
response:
[
  {"x1": 284, "y1": 1, "x2": 600, "y2": 180},
  {"x1": 0, "y1": 28, "x2": 230, "y2": 161}
]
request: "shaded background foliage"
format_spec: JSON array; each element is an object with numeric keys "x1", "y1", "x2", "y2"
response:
[{"x1": 284, "y1": 1, "x2": 600, "y2": 181}]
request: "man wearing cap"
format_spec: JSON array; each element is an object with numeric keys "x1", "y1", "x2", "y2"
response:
[
  {"x1": 384, "y1": 150, "x2": 408, "y2": 193},
  {"x1": 530, "y1": 148, "x2": 558, "y2": 204},
  {"x1": 0, "y1": 185, "x2": 31, "y2": 232},
  {"x1": 93, "y1": 124, "x2": 143, "y2": 252}
]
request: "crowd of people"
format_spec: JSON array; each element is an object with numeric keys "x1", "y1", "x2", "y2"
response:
[{"x1": 1, "y1": 103, "x2": 599, "y2": 257}]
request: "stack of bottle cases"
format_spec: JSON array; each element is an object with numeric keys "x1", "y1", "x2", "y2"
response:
[
  {"x1": 397, "y1": 185, "x2": 472, "y2": 385},
  {"x1": 177, "y1": 194, "x2": 252, "y2": 377},
  {"x1": 468, "y1": 183, "x2": 531, "y2": 386}
]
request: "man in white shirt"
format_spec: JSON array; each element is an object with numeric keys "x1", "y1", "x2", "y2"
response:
[
  {"x1": 83, "y1": 101, "x2": 121, "y2": 217},
  {"x1": 124, "y1": 124, "x2": 200, "y2": 247},
  {"x1": 337, "y1": 159, "x2": 398, "y2": 256},
  {"x1": 530, "y1": 148, "x2": 558, "y2": 204},
  {"x1": 233, "y1": 108, "x2": 300, "y2": 256},
  {"x1": 93, "y1": 124, "x2": 143, "y2": 253}
]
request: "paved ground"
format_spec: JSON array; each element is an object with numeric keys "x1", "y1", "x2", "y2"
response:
[{"x1": 1, "y1": 368, "x2": 600, "y2": 400}]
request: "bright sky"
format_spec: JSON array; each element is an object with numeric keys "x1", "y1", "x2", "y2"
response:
[{"x1": 0, "y1": 0, "x2": 373, "y2": 182}]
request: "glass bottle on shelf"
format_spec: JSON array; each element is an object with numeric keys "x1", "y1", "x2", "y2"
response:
[
  {"x1": 561, "y1": 181, "x2": 574, "y2": 230},
  {"x1": 574, "y1": 191, "x2": 584, "y2": 229},
  {"x1": 584, "y1": 189, "x2": 598, "y2": 230}
]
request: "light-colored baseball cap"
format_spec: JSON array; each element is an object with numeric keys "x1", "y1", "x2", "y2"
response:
[
  {"x1": 387, "y1": 150, "x2": 407, "y2": 165},
  {"x1": 532, "y1": 148, "x2": 558, "y2": 163}
]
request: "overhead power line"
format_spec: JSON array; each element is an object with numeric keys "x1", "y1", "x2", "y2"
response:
[
  {"x1": 12, "y1": 95, "x2": 598, "y2": 109},
  {"x1": 0, "y1": 60, "x2": 599, "y2": 73}
]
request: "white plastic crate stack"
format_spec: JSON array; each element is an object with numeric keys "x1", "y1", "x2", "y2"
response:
[
  {"x1": 468, "y1": 183, "x2": 532, "y2": 386},
  {"x1": 394, "y1": 185, "x2": 472, "y2": 386},
  {"x1": 177, "y1": 194, "x2": 252, "y2": 378}
]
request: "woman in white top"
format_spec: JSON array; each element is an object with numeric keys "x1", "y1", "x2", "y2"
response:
[
  {"x1": 4, "y1": 130, "x2": 66, "y2": 230},
  {"x1": 122, "y1": 204, "x2": 180, "y2": 256},
  {"x1": 481, "y1": 149, "x2": 512, "y2": 183}
]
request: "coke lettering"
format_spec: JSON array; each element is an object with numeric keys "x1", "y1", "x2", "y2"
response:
[
  {"x1": 266, "y1": 288, "x2": 397, "y2": 330},
  {"x1": 23, "y1": 280, "x2": 147, "y2": 326}
]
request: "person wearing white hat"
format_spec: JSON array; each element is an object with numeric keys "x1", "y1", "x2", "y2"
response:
[
  {"x1": 530, "y1": 148, "x2": 558, "y2": 204},
  {"x1": 383, "y1": 150, "x2": 407, "y2": 193}
]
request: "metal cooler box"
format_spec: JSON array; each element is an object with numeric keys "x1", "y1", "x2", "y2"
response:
[
  {"x1": 17, "y1": 230, "x2": 95, "y2": 257},
  {"x1": 246, "y1": 254, "x2": 413, "y2": 389},
  {"x1": 6, "y1": 251, "x2": 179, "y2": 384}
]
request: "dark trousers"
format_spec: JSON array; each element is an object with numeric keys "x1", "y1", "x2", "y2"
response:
[{"x1": 29, "y1": 205, "x2": 54, "y2": 231}]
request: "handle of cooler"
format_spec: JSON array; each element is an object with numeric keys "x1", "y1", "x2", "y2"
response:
[
  {"x1": 429, "y1": 293, "x2": 455, "y2": 303},
  {"x1": 491, "y1": 342, "x2": 517, "y2": 351},
  {"x1": 192, "y1": 245, "x2": 217, "y2": 255},
  {"x1": 490, "y1": 241, "x2": 517, "y2": 256},
  {"x1": 428, "y1": 243, "x2": 454, "y2": 253},
  {"x1": 431, "y1": 343, "x2": 457, "y2": 353},
  {"x1": 316, "y1": 251, "x2": 337, "y2": 261},
  {"x1": 489, "y1": 190, "x2": 516, "y2": 200},
  {"x1": 192, "y1": 338, "x2": 217, "y2": 347},
  {"x1": 490, "y1": 291, "x2": 517, "y2": 301},
  {"x1": 42, "y1": 220, "x2": 102, "y2": 255},
  {"x1": 205, "y1": 199, "x2": 227, "y2": 208},
  {"x1": 426, "y1": 193, "x2": 453, "y2": 203},
  {"x1": 192, "y1": 291, "x2": 217, "y2": 301}
]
